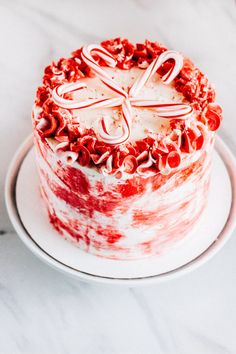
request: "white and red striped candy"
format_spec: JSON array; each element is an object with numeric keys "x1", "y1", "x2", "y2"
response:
[{"x1": 52, "y1": 44, "x2": 192, "y2": 145}]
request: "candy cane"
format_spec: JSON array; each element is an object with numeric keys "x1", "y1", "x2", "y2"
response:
[
  {"x1": 51, "y1": 45, "x2": 191, "y2": 146},
  {"x1": 52, "y1": 82, "x2": 123, "y2": 110},
  {"x1": 99, "y1": 116, "x2": 130, "y2": 145},
  {"x1": 129, "y1": 50, "x2": 183, "y2": 97},
  {"x1": 130, "y1": 100, "x2": 193, "y2": 119},
  {"x1": 81, "y1": 45, "x2": 128, "y2": 98}
]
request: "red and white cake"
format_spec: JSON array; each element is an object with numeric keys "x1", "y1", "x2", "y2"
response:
[{"x1": 32, "y1": 38, "x2": 222, "y2": 259}]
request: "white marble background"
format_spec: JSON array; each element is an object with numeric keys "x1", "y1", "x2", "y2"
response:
[{"x1": 0, "y1": 0, "x2": 236, "y2": 353}]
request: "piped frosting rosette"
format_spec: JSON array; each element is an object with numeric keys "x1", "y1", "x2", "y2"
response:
[{"x1": 34, "y1": 38, "x2": 222, "y2": 177}]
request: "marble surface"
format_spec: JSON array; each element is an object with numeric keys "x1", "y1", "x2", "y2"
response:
[{"x1": 0, "y1": 0, "x2": 236, "y2": 353}]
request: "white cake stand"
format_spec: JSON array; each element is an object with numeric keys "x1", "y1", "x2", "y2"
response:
[{"x1": 5, "y1": 135, "x2": 236, "y2": 285}]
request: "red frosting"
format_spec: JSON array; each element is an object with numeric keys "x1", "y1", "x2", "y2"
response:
[{"x1": 34, "y1": 38, "x2": 222, "y2": 176}]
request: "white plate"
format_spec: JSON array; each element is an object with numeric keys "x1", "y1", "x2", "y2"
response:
[{"x1": 5, "y1": 135, "x2": 236, "y2": 285}]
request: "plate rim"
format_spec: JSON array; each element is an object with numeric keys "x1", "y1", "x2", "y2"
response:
[{"x1": 5, "y1": 134, "x2": 236, "y2": 286}]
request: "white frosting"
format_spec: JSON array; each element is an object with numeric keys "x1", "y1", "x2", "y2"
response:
[
  {"x1": 36, "y1": 134, "x2": 213, "y2": 259},
  {"x1": 70, "y1": 67, "x2": 186, "y2": 141}
]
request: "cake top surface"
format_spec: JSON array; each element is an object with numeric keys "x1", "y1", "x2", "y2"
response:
[{"x1": 33, "y1": 38, "x2": 222, "y2": 177}]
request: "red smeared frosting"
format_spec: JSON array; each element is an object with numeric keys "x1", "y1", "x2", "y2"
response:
[{"x1": 33, "y1": 38, "x2": 223, "y2": 177}]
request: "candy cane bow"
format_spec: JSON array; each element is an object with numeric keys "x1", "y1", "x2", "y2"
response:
[{"x1": 52, "y1": 45, "x2": 193, "y2": 145}]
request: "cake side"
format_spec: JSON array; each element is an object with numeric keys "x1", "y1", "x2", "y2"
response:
[
  {"x1": 34, "y1": 128, "x2": 213, "y2": 259},
  {"x1": 32, "y1": 38, "x2": 222, "y2": 259}
]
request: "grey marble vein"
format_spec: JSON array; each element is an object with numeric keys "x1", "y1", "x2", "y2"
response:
[
  {"x1": 130, "y1": 288, "x2": 179, "y2": 354},
  {"x1": 184, "y1": 327, "x2": 232, "y2": 354}
]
